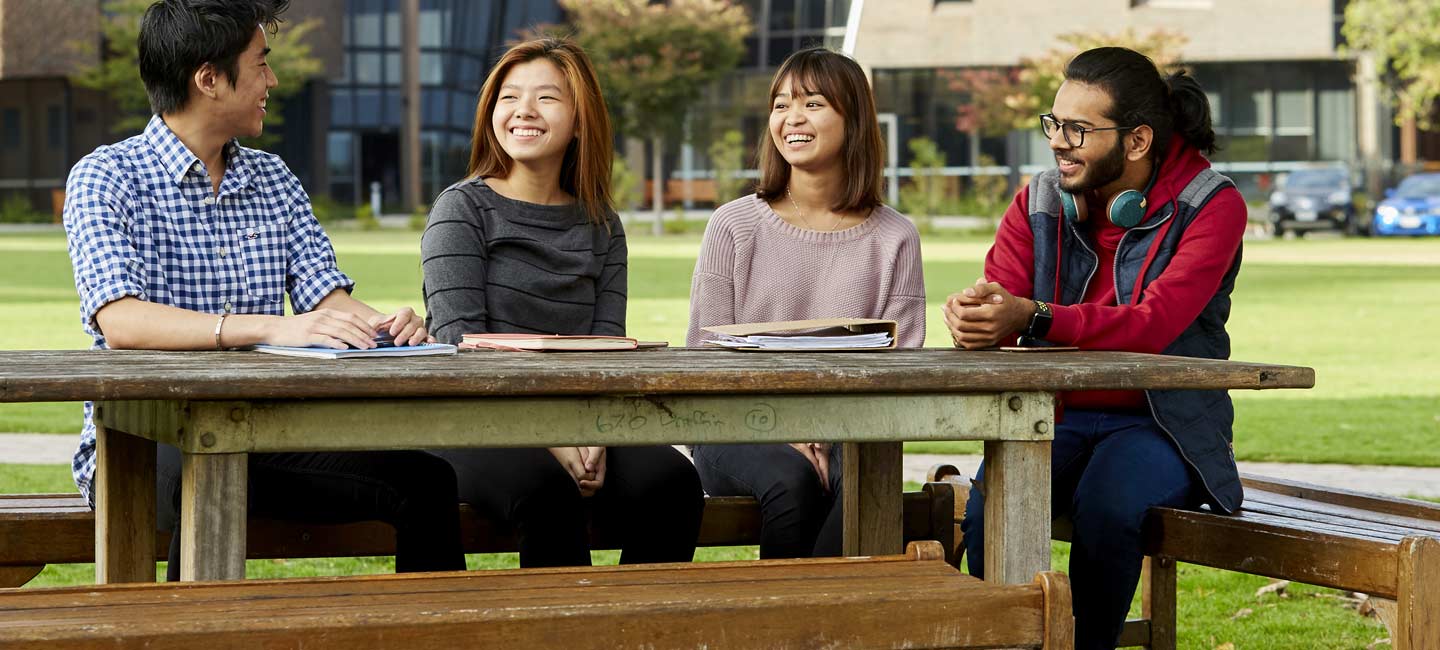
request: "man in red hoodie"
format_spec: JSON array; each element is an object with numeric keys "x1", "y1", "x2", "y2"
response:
[{"x1": 943, "y1": 47, "x2": 1247, "y2": 650}]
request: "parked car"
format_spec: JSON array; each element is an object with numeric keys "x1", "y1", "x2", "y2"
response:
[
  {"x1": 1267, "y1": 166, "x2": 1357, "y2": 236},
  {"x1": 1371, "y1": 173, "x2": 1440, "y2": 237}
]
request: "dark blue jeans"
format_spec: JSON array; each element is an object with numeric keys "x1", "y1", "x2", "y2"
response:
[
  {"x1": 961, "y1": 410, "x2": 1200, "y2": 650},
  {"x1": 692, "y1": 443, "x2": 845, "y2": 559}
]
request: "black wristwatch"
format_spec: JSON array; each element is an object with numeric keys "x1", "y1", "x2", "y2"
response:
[{"x1": 1023, "y1": 300, "x2": 1053, "y2": 340}]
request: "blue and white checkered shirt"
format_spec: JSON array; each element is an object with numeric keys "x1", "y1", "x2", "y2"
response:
[{"x1": 63, "y1": 115, "x2": 354, "y2": 505}]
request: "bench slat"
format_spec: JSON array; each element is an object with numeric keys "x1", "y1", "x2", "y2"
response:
[
  {"x1": 1, "y1": 489, "x2": 950, "y2": 570},
  {"x1": 1240, "y1": 495, "x2": 1440, "y2": 538},
  {"x1": 1242, "y1": 474, "x2": 1440, "y2": 523},
  {"x1": 0, "y1": 555, "x2": 1066, "y2": 650},
  {"x1": 1149, "y1": 507, "x2": 1400, "y2": 597}
]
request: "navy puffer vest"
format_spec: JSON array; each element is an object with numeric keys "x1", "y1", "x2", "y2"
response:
[{"x1": 1026, "y1": 168, "x2": 1244, "y2": 513}]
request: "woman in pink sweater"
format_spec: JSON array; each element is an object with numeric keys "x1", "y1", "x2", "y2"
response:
[{"x1": 686, "y1": 48, "x2": 926, "y2": 558}]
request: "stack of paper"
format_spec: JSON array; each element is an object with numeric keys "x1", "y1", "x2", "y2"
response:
[{"x1": 709, "y1": 332, "x2": 893, "y2": 350}]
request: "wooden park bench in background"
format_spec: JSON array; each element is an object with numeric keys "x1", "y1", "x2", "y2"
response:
[
  {"x1": 930, "y1": 465, "x2": 1440, "y2": 650},
  {"x1": 0, "y1": 541, "x2": 1075, "y2": 650},
  {"x1": 0, "y1": 483, "x2": 956, "y2": 588}
]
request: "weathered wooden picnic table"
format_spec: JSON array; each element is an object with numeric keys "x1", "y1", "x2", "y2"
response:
[{"x1": 0, "y1": 348, "x2": 1313, "y2": 585}]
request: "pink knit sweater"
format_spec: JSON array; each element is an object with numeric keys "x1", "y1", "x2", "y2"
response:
[{"x1": 686, "y1": 194, "x2": 927, "y2": 347}]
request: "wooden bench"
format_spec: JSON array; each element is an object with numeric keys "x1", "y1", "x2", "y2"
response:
[
  {"x1": 0, "y1": 541, "x2": 1074, "y2": 650},
  {"x1": 0, "y1": 483, "x2": 956, "y2": 588},
  {"x1": 931, "y1": 465, "x2": 1440, "y2": 650}
]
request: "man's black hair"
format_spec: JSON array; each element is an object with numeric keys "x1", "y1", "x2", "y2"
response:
[
  {"x1": 1063, "y1": 46, "x2": 1219, "y2": 157},
  {"x1": 137, "y1": 0, "x2": 289, "y2": 115}
]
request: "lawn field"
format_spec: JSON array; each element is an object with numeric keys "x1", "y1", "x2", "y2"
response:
[
  {"x1": 0, "y1": 228, "x2": 1430, "y2": 648},
  {"x1": 4, "y1": 230, "x2": 1437, "y2": 465}
]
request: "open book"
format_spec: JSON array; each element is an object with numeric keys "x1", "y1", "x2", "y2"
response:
[
  {"x1": 702, "y1": 318, "x2": 897, "y2": 351},
  {"x1": 250, "y1": 343, "x2": 457, "y2": 359},
  {"x1": 460, "y1": 333, "x2": 639, "y2": 352}
]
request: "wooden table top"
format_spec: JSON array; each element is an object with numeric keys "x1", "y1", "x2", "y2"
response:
[{"x1": 0, "y1": 348, "x2": 1314, "y2": 403}]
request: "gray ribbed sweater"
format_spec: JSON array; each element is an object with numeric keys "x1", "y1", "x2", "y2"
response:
[
  {"x1": 686, "y1": 194, "x2": 927, "y2": 347},
  {"x1": 421, "y1": 178, "x2": 626, "y2": 344}
]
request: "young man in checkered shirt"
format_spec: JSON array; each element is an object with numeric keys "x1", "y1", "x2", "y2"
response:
[{"x1": 62, "y1": 0, "x2": 465, "y2": 579}]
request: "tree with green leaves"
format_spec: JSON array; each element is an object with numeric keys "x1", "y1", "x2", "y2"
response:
[
  {"x1": 1013, "y1": 29, "x2": 1189, "y2": 130},
  {"x1": 1342, "y1": 0, "x2": 1440, "y2": 129},
  {"x1": 71, "y1": 0, "x2": 323, "y2": 148},
  {"x1": 561, "y1": 0, "x2": 751, "y2": 235}
]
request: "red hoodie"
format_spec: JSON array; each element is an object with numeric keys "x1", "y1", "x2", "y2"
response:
[{"x1": 984, "y1": 140, "x2": 1248, "y2": 411}]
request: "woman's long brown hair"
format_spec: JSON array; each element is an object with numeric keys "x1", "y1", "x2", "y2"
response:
[
  {"x1": 467, "y1": 38, "x2": 614, "y2": 225},
  {"x1": 754, "y1": 48, "x2": 884, "y2": 213}
]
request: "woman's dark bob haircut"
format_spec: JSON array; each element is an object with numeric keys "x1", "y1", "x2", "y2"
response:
[{"x1": 755, "y1": 48, "x2": 885, "y2": 213}]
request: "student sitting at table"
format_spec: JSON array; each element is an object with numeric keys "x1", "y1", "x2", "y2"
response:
[
  {"x1": 420, "y1": 38, "x2": 704, "y2": 568},
  {"x1": 685, "y1": 48, "x2": 927, "y2": 558},
  {"x1": 943, "y1": 47, "x2": 1246, "y2": 650},
  {"x1": 61, "y1": 0, "x2": 466, "y2": 579}
]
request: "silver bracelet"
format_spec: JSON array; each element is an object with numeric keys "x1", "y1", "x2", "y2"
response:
[{"x1": 214, "y1": 313, "x2": 229, "y2": 350}]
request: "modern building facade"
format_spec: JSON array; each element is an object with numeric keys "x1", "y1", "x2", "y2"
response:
[
  {"x1": 850, "y1": 0, "x2": 1422, "y2": 198},
  {"x1": 2, "y1": 0, "x2": 1433, "y2": 213}
]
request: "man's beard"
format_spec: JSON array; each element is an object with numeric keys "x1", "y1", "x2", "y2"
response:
[{"x1": 1058, "y1": 138, "x2": 1126, "y2": 194}]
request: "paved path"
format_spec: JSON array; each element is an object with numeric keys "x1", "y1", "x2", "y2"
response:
[{"x1": 4, "y1": 434, "x2": 1438, "y2": 499}]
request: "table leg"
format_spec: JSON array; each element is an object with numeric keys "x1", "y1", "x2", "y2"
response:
[
  {"x1": 841, "y1": 441, "x2": 903, "y2": 556},
  {"x1": 179, "y1": 452, "x2": 248, "y2": 581},
  {"x1": 983, "y1": 439, "x2": 1052, "y2": 584},
  {"x1": 94, "y1": 420, "x2": 156, "y2": 584}
]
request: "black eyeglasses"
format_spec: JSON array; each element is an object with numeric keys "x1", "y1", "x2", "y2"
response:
[{"x1": 1039, "y1": 114, "x2": 1135, "y2": 148}]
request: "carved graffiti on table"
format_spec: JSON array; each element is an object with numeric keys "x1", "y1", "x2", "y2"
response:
[{"x1": 593, "y1": 401, "x2": 778, "y2": 434}]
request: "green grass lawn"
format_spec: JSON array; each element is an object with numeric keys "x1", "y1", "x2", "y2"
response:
[
  {"x1": 5, "y1": 230, "x2": 1438, "y2": 465},
  {"x1": 1, "y1": 228, "x2": 1429, "y2": 648}
]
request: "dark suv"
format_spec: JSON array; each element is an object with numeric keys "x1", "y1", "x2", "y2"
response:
[{"x1": 1267, "y1": 167, "x2": 1356, "y2": 236}]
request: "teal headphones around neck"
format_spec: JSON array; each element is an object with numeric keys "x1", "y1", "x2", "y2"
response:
[{"x1": 1059, "y1": 169, "x2": 1159, "y2": 228}]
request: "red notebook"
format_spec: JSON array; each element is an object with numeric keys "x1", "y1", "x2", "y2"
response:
[{"x1": 460, "y1": 333, "x2": 639, "y2": 352}]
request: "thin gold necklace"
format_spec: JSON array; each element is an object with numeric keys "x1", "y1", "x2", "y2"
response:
[{"x1": 787, "y1": 187, "x2": 843, "y2": 231}]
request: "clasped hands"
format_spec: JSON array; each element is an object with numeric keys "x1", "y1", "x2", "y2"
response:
[
  {"x1": 942, "y1": 277, "x2": 1037, "y2": 350},
  {"x1": 549, "y1": 446, "x2": 607, "y2": 497}
]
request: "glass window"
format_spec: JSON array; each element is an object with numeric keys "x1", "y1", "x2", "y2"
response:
[
  {"x1": 353, "y1": 0, "x2": 382, "y2": 46},
  {"x1": 831, "y1": 0, "x2": 852, "y2": 27},
  {"x1": 355, "y1": 89, "x2": 382, "y2": 126},
  {"x1": 384, "y1": 4, "x2": 401, "y2": 48},
  {"x1": 2, "y1": 108, "x2": 21, "y2": 148},
  {"x1": 802, "y1": 0, "x2": 828, "y2": 29},
  {"x1": 1227, "y1": 66, "x2": 1271, "y2": 135},
  {"x1": 420, "y1": 6, "x2": 448, "y2": 48},
  {"x1": 327, "y1": 131, "x2": 354, "y2": 180},
  {"x1": 385, "y1": 53, "x2": 401, "y2": 85},
  {"x1": 1317, "y1": 83, "x2": 1354, "y2": 161},
  {"x1": 423, "y1": 89, "x2": 447, "y2": 125},
  {"x1": 421, "y1": 52, "x2": 446, "y2": 85},
  {"x1": 451, "y1": 91, "x2": 477, "y2": 129},
  {"x1": 767, "y1": 36, "x2": 794, "y2": 66},
  {"x1": 770, "y1": 0, "x2": 797, "y2": 30},
  {"x1": 384, "y1": 92, "x2": 403, "y2": 126},
  {"x1": 354, "y1": 52, "x2": 383, "y2": 84},
  {"x1": 331, "y1": 90, "x2": 354, "y2": 126}
]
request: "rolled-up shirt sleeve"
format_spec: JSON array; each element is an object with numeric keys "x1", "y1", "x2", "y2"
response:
[
  {"x1": 63, "y1": 153, "x2": 148, "y2": 336},
  {"x1": 282, "y1": 177, "x2": 353, "y2": 314}
]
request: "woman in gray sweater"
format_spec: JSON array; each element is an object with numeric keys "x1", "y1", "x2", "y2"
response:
[{"x1": 420, "y1": 38, "x2": 703, "y2": 567}]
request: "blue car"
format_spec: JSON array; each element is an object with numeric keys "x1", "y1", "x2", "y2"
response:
[{"x1": 1372, "y1": 173, "x2": 1440, "y2": 236}]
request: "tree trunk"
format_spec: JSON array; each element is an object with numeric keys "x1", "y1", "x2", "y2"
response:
[{"x1": 651, "y1": 134, "x2": 665, "y2": 236}]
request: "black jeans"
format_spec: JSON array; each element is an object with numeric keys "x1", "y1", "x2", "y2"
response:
[
  {"x1": 433, "y1": 446, "x2": 704, "y2": 568},
  {"x1": 962, "y1": 410, "x2": 1200, "y2": 650},
  {"x1": 692, "y1": 443, "x2": 844, "y2": 559},
  {"x1": 157, "y1": 445, "x2": 466, "y2": 581}
]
